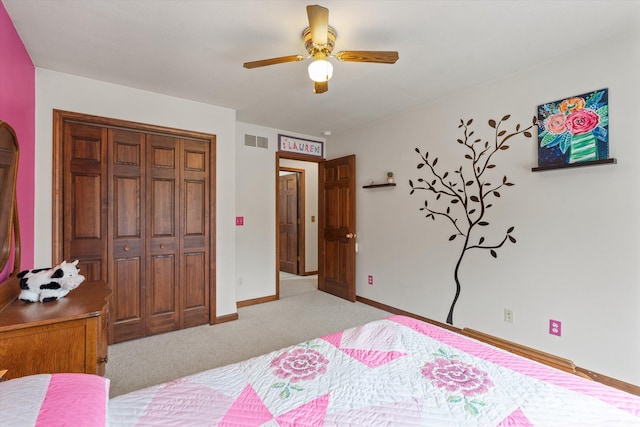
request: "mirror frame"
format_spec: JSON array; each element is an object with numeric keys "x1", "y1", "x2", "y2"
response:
[{"x1": 0, "y1": 121, "x2": 20, "y2": 275}]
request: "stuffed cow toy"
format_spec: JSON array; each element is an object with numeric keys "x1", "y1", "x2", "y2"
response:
[{"x1": 17, "y1": 260, "x2": 86, "y2": 303}]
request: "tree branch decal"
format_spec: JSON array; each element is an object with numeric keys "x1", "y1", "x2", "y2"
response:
[{"x1": 409, "y1": 115, "x2": 537, "y2": 325}]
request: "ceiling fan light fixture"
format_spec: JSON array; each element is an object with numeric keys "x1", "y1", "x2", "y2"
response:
[{"x1": 308, "y1": 59, "x2": 333, "y2": 82}]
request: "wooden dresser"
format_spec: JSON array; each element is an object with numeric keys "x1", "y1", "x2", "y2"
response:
[{"x1": 0, "y1": 278, "x2": 111, "y2": 380}]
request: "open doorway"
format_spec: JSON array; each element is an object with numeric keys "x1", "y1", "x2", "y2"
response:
[
  {"x1": 276, "y1": 153, "x2": 320, "y2": 297},
  {"x1": 276, "y1": 152, "x2": 357, "y2": 303},
  {"x1": 278, "y1": 168, "x2": 303, "y2": 275}
]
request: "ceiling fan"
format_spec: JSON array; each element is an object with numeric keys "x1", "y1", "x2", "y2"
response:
[{"x1": 243, "y1": 4, "x2": 399, "y2": 94}]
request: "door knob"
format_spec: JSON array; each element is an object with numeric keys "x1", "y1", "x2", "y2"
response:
[
  {"x1": 124, "y1": 245, "x2": 130, "y2": 252},
  {"x1": 346, "y1": 232, "x2": 357, "y2": 239}
]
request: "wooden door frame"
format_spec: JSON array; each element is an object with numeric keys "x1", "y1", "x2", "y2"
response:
[
  {"x1": 279, "y1": 167, "x2": 305, "y2": 276},
  {"x1": 275, "y1": 152, "x2": 321, "y2": 299},
  {"x1": 52, "y1": 110, "x2": 217, "y2": 325}
]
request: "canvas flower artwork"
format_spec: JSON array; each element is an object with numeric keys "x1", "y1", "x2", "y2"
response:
[{"x1": 537, "y1": 88, "x2": 609, "y2": 166}]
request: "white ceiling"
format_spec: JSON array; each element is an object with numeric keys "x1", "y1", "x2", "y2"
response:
[{"x1": 4, "y1": 0, "x2": 640, "y2": 138}]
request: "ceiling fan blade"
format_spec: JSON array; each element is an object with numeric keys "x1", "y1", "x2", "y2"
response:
[
  {"x1": 314, "y1": 81, "x2": 328, "y2": 94},
  {"x1": 307, "y1": 5, "x2": 329, "y2": 45},
  {"x1": 335, "y1": 50, "x2": 399, "y2": 64},
  {"x1": 243, "y1": 55, "x2": 305, "y2": 69}
]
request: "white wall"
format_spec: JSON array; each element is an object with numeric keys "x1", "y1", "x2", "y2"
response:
[
  {"x1": 35, "y1": 69, "x2": 238, "y2": 317},
  {"x1": 235, "y1": 122, "x2": 323, "y2": 301},
  {"x1": 280, "y1": 158, "x2": 318, "y2": 273},
  {"x1": 327, "y1": 31, "x2": 640, "y2": 385}
]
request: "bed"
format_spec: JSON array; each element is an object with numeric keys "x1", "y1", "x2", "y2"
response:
[{"x1": 2, "y1": 315, "x2": 639, "y2": 426}]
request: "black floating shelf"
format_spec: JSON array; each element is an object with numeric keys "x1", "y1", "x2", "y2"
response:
[
  {"x1": 532, "y1": 158, "x2": 616, "y2": 172},
  {"x1": 363, "y1": 182, "x2": 397, "y2": 189}
]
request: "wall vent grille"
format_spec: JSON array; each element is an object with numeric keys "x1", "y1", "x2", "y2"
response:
[{"x1": 244, "y1": 134, "x2": 268, "y2": 149}]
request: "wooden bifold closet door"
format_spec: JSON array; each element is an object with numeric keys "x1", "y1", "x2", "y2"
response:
[{"x1": 55, "y1": 111, "x2": 215, "y2": 344}]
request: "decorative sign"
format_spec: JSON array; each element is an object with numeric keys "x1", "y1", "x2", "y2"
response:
[
  {"x1": 537, "y1": 88, "x2": 609, "y2": 167},
  {"x1": 278, "y1": 134, "x2": 324, "y2": 158}
]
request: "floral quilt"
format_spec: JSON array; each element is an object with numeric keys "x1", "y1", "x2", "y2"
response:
[{"x1": 108, "y1": 315, "x2": 640, "y2": 426}]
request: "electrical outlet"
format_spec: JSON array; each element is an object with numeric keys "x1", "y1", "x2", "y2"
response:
[
  {"x1": 368, "y1": 275, "x2": 373, "y2": 285},
  {"x1": 504, "y1": 308, "x2": 513, "y2": 323},
  {"x1": 549, "y1": 319, "x2": 562, "y2": 336}
]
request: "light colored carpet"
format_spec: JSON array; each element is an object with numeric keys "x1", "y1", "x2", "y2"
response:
[{"x1": 105, "y1": 275, "x2": 391, "y2": 397}]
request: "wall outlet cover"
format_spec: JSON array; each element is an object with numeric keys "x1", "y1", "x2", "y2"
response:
[{"x1": 549, "y1": 319, "x2": 562, "y2": 336}]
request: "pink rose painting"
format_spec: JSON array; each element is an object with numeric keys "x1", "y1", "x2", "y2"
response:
[
  {"x1": 271, "y1": 346, "x2": 329, "y2": 399},
  {"x1": 422, "y1": 351, "x2": 493, "y2": 416},
  {"x1": 537, "y1": 89, "x2": 609, "y2": 166}
]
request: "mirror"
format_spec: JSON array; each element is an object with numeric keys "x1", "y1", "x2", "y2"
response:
[{"x1": 0, "y1": 121, "x2": 19, "y2": 275}]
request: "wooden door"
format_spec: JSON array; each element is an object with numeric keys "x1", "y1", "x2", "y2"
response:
[
  {"x1": 279, "y1": 173, "x2": 299, "y2": 274},
  {"x1": 108, "y1": 129, "x2": 146, "y2": 343},
  {"x1": 62, "y1": 122, "x2": 108, "y2": 282},
  {"x1": 180, "y1": 138, "x2": 211, "y2": 329},
  {"x1": 146, "y1": 134, "x2": 180, "y2": 336},
  {"x1": 318, "y1": 155, "x2": 357, "y2": 301},
  {"x1": 55, "y1": 110, "x2": 216, "y2": 343}
]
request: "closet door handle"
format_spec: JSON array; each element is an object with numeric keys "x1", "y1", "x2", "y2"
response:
[
  {"x1": 160, "y1": 244, "x2": 166, "y2": 249},
  {"x1": 124, "y1": 245, "x2": 131, "y2": 252},
  {"x1": 346, "y1": 232, "x2": 357, "y2": 239}
]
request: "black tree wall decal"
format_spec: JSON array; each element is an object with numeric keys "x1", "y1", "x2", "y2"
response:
[{"x1": 409, "y1": 115, "x2": 537, "y2": 325}]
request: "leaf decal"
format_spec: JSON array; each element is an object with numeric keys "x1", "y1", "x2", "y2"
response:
[
  {"x1": 488, "y1": 119, "x2": 496, "y2": 128},
  {"x1": 490, "y1": 250, "x2": 497, "y2": 258},
  {"x1": 478, "y1": 221, "x2": 489, "y2": 226},
  {"x1": 449, "y1": 235, "x2": 457, "y2": 241}
]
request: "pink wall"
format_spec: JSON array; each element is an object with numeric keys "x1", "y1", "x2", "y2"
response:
[{"x1": 0, "y1": 1, "x2": 35, "y2": 279}]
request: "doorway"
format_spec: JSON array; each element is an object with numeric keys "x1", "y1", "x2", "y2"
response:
[
  {"x1": 276, "y1": 152, "x2": 357, "y2": 303},
  {"x1": 278, "y1": 169, "x2": 303, "y2": 275},
  {"x1": 276, "y1": 154, "x2": 320, "y2": 298}
]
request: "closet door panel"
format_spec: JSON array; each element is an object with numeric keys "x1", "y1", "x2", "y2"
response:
[
  {"x1": 181, "y1": 139, "x2": 210, "y2": 328},
  {"x1": 108, "y1": 129, "x2": 146, "y2": 343},
  {"x1": 64, "y1": 123, "x2": 108, "y2": 281},
  {"x1": 56, "y1": 111, "x2": 215, "y2": 343},
  {"x1": 146, "y1": 135, "x2": 180, "y2": 335}
]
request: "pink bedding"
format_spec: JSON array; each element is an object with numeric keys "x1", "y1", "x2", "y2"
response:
[
  {"x1": 108, "y1": 315, "x2": 640, "y2": 426},
  {"x1": 0, "y1": 373, "x2": 109, "y2": 426}
]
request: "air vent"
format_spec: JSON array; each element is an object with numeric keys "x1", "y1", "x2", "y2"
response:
[{"x1": 244, "y1": 134, "x2": 268, "y2": 149}]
